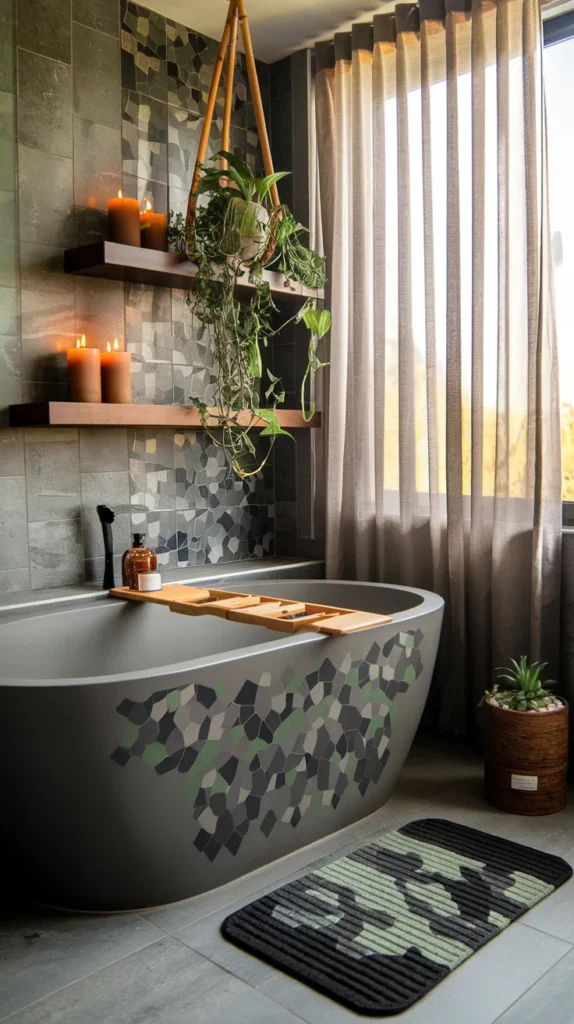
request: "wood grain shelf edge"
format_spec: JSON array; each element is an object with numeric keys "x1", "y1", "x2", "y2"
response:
[
  {"x1": 8, "y1": 402, "x2": 322, "y2": 429},
  {"x1": 63, "y1": 241, "x2": 325, "y2": 302}
]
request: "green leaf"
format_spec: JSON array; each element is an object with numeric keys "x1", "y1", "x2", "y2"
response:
[
  {"x1": 217, "y1": 150, "x2": 254, "y2": 185},
  {"x1": 256, "y1": 409, "x2": 294, "y2": 440},
  {"x1": 255, "y1": 171, "x2": 290, "y2": 204},
  {"x1": 316, "y1": 309, "x2": 332, "y2": 339},
  {"x1": 247, "y1": 340, "x2": 262, "y2": 379},
  {"x1": 302, "y1": 307, "x2": 332, "y2": 340}
]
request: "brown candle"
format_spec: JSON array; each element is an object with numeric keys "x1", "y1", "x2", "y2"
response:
[
  {"x1": 101, "y1": 339, "x2": 132, "y2": 404},
  {"x1": 67, "y1": 335, "x2": 101, "y2": 403},
  {"x1": 140, "y1": 199, "x2": 167, "y2": 251},
  {"x1": 108, "y1": 190, "x2": 141, "y2": 246}
]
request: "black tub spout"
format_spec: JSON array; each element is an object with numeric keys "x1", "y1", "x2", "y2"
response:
[{"x1": 96, "y1": 505, "x2": 116, "y2": 590}]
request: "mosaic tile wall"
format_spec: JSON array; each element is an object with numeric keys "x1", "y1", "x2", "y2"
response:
[
  {"x1": 0, "y1": 0, "x2": 284, "y2": 593},
  {"x1": 111, "y1": 629, "x2": 424, "y2": 861}
]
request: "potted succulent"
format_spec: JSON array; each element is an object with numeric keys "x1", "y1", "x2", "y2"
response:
[
  {"x1": 168, "y1": 151, "x2": 330, "y2": 479},
  {"x1": 482, "y1": 656, "x2": 568, "y2": 815}
]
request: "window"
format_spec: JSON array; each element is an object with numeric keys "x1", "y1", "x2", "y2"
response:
[{"x1": 544, "y1": 12, "x2": 574, "y2": 506}]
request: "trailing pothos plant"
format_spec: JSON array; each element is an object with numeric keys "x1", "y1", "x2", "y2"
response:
[{"x1": 168, "y1": 150, "x2": 331, "y2": 478}]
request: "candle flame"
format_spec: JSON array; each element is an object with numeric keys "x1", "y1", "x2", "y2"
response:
[
  {"x1": 107, "y1": 339, "x2": 120, "y2": 353},
  {"x1": 145, "y1": 199, "x2": 152, "y2": 212},
  {"x1": 76, "y1": 334, "x2": 87, "y2": 349},
  {"x1": 118, "y1": 189, "x2": 123, "y2": 199}
]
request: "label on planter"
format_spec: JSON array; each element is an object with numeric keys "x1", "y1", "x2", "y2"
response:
[{"x1": 511, "y1": 774, "x2": 538, "y2": 791}]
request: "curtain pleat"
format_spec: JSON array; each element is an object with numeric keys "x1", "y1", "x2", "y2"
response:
[
  {"x1": 396, "y1": 21, "x2": 418, "y2": 585},
  {"x1": 372, "y1": 37, "x2": 387, "y2": 581},
  {"x1": 469, "y1": 0, "x2": 491, "y2": 713},
  {"x1": 315, "y1": 0, "x2": 562, "y2": 733},
  {"x1": 351, "y1": 30, "x2": 376, "y2": 579}
]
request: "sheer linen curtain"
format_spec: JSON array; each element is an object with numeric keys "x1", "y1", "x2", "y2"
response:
[{"x1": 315, "y1": 0, "x2": 561, "y2": 734}]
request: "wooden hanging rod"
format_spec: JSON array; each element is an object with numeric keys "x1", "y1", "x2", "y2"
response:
[
  {"x1": 109, "y1": 585, "x2": 392, "y2": 635},
  {"x1": 187, "y1": 0, "x2": 281, "y2": 229}
]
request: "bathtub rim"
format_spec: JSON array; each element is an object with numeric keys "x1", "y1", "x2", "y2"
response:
[{"x1": 0, "y1": 580, "x2": 444, "y2": 689}]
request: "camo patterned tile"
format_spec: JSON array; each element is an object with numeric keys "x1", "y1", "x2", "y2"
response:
[
  {"x1": 126, "y1": 283, "x2": 173, "y2": 363},
  {"x1": 129, "y1": 427, "x2": 175, "y2": 510},
  {"x1": 166, "y1": 20, "x2": 225, "y2": 115},
  {"x1": 167, "y1": 103, "x2": 220, "y2": 193},
  {"x1": 172, "y1": 364, "x2": 218, "y2": 409},
  {"x1": 130, "y1": 360, "x2": 173, "y2": 405},
  {"x1": 122, "y1": 89, "x2": 168, "y2": 184},
  {"x1": 131, "y1": 508, "x2": 177, "y2": 567},
  {"x1": 222, "y1": 818, "x2": 572, "y2": 1014},
  {"x1": 121, "y1": 1, "x2": 167, "y2": 101},
  {"x1": 230, "y1": 124, "x2": 263, "y2": 176},
  {"x1": 111, "y1": 632, "x2": 424, "y2": 861},
  {"x1": 171, "y1": 289, "x2": 211, "y2": 367},
  {"x1": 174, "y1": 430, "x2": 273, "y2": 511},
  {"x1": 175, "y1": 503, "x2": 274, "y2": 564}
]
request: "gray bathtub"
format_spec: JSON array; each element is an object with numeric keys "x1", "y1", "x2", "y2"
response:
[{"x1": 0, "y1": 580, "x2": 443, "y2": 911}]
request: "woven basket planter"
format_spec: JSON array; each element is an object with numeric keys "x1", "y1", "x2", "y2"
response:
[{"x1": 484, "y1": 699, "x2": 568, "y2": 815}]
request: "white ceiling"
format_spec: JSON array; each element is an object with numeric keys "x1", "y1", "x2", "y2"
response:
[{"x1": 147, "y1": 0, "x2": 394, "y2": 63}]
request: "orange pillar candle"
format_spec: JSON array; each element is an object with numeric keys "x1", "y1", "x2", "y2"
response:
[
  {"x1": 140, "y1": 199, "x2": 167, "y2": 251},
  {"x1": 108, "y1": 190, "x2": 141, "y2": 246},
  {"x1": 101, "y1": 339, "x2": 132, "y2": 404},
  {"x1": 67, "y1": 335, "x2": 102, "y2": 403}
]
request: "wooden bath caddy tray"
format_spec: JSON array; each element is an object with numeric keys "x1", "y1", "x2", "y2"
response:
[{"x1": 109, "y1": 585, "x2": 391, "y2": 635}]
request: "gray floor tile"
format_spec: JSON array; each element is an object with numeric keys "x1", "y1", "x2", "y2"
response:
[
  {"x1": 0, "y1": 909, "x2": 162, "y2": 1019},
  {"x1": 176, "y1": 906, "x2": 277, "y2": 988},
  {"x1": 3, "y1": 936, "x2": 252, "y2": 1024},
  {"x1": 494, "y1": 945, "x2": 574, "y2": 1023},
  {"x1": 256, "y1": 924, "x2": 571, "y2": 1024},
  {"x1": 520, "y1": 876, "x2": 574, "y2": 943},
  {"x1": 386, "y1": 737, "x2": 574, "y2": 860},
  {"x1": 208, "y1": 988, "x2": 303, "y2": 1024}
]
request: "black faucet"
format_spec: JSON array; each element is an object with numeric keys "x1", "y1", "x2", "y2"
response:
[{"x1": 96, "y1": 505, "x2": 116, "y2": 590}]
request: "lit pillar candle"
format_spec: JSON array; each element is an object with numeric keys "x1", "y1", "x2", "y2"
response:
[
  {"x1": 108, "y1": 190, "x2": 141, "y2": 246},
  {"x1": 101, "y1": 339, "x2": 132, "y2": 404},
  {"x1": 140, "y1": 199, "x2": 167, "y2": 251},
  {"x1": 67, "y1": 335, "x2": 102, "y2": 403}
]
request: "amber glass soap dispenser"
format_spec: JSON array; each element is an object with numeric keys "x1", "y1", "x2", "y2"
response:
[{"x1": 122, "y1": 534, "x2": 158, "y2": 590}]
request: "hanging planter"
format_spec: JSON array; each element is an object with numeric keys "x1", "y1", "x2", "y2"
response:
[{"x1": 168, "y1": 0, "x2": 330, "y2": 478}]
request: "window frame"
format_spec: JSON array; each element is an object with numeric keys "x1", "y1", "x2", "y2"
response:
[{"x1": 543, "y1": 11, "x2": 574, "y2": 526}]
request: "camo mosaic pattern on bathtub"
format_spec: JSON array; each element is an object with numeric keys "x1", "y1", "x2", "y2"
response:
[
  {"x1": 222, "y1": 818, "x2": 573, "y2": 1014},
  {"x1": 111, "y1": 631, "x2": 424, "y2": 861}
]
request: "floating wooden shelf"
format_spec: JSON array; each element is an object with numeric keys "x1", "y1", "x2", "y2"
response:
[
  {"x1": 8, "y1": 402, "x2": 322, "y2": 429},
  {"x1": 63, "y1": 241, "x2": 324, "y2": 301}
]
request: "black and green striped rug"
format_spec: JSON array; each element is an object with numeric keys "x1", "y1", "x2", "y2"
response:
[{"x1": 222, "y1": 818, "x2": 572, "y2": 1016}]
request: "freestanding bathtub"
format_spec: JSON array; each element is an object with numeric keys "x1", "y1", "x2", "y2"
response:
[{"x1": 0, "y1": 580, "x2": 443, "y2": 910}]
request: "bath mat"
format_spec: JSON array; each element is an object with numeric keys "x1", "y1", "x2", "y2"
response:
[{"x1": 222, "y1": 818, "x2": 572, "y2": 1016}]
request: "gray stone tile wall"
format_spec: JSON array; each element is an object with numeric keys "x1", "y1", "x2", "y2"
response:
[{"x1": 0, "y1": 0, "x2": 276, "y2": 593}]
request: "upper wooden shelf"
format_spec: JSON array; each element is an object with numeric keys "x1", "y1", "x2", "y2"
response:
[
  {"x1": 8, "y1": 402, "x2": 321, "y2": 429},
  {"x1": 63, "y1": 241, "x2": 324, "y2": 301}
]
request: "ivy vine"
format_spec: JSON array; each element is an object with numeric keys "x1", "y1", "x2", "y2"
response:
[{"x1": 168, "y1": 151, "x2": 331, "y2": 479}]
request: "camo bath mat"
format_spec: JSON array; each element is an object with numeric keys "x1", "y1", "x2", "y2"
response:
[{"x1": 222, "y1": 818, "x2": 572, "y2": 1016}]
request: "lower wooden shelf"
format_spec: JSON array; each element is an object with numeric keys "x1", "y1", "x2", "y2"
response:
[{"x1": 8, "y1": 402, "x2": 322, "y2": 429}]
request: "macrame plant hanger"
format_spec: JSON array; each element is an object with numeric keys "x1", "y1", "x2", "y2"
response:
[{"x1": 185, "y1": 0, "x2": 280, "y2": 231}]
